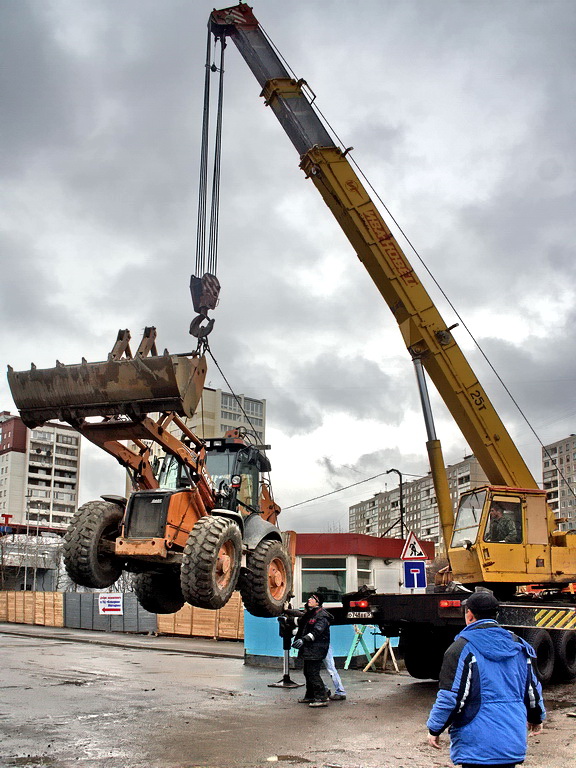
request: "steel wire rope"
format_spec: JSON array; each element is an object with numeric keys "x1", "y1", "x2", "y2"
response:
[
  {"x1": 207, "y1": 39, "x2": 226, "y2": 276},
  {"x1": 196, "y1": 33, "x2": 226, "y2": 278},
  {"x1": 259, "y1": 22, "x2": 572, "y2": 500},
  {"x1": 195, "y1": 27, "x2": 213, "y2": 277}
]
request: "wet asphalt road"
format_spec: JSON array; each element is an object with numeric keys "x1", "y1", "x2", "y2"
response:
[{"x1": 1, "y1": 626, "x2": 575, "y2": 768}]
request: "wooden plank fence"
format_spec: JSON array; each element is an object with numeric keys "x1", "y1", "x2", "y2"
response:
[
  {"x1": 157, "y1": 592, "x2": 244, "y2": 639},
  {"x1": 0, "y1": 591, "x2": 64, "y2": 627},
  {"x1": 0, "y1": 590, "x2": 244, "y2": 640}
]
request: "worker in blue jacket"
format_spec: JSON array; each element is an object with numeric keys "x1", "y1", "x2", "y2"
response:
[{"x1": 427, "y1": 590, "x2": 545, "y2": 767}]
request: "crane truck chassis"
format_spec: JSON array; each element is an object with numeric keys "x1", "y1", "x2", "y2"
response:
[{"x1": 207, "y1": 3, "x2": 576, "y2": 683}]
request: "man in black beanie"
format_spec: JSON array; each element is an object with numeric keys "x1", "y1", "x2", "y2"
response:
[{"x1": 292, "y1": 593, "x2": 332, "y2": 707}]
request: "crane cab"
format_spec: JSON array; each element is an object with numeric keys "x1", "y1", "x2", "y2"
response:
[{"x1": 448, "y1": 485, "x2": 576, "y2": 589}]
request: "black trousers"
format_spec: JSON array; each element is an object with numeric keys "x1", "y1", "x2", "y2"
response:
[
  {"x1": 461, "y1": 764, "x2": 517, "y2": 767},
  {"x1": 303, "y1": 659, "x2": 326, "y2": 701}
]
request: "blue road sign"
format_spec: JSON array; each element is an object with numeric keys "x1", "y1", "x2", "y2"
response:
[{"x1": 403, "y1": 560, "x2": 427, "y2": 589}]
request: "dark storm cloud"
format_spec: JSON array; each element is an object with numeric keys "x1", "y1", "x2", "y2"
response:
[
  {"x1": 0, "y1": 2, "x2": 76, "y2": 174},
  {"x1": 2, "y1": 0, "x2": 575, "y2": 521},
  {"x1": 468, "y1": 325, "x2": 576, "y2": 442},
  {"x1": 0, "y1": 232, "x2": 71, "y2": 335}
]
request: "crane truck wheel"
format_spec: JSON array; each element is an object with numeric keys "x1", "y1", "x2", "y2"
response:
[
  {"x1": 551, "y1": 629, "x2": 576, "y2": 681},
  {"x1": 180, "y1": 516, "x2": 242, "y2": 610},
  {"x1": 63, "y1": 500, "x2": 123, "y2": 589},
  {"x1": 132, "y1": 568, "x2": 185, "y2": 614},
  {"x1": 239, "y1": 539, "x2": 292, "y2": 618},
  {"x1": 520, "y1": 628, "x2": 555, "y2": 684}
]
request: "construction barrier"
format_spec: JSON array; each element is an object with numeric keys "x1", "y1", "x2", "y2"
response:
[
  {"x1": 157, "y1": 591, "x2": 244, "y2": 639},
  {"x1": 0, "y1": 590, "x2": 244, "y2": 640},
  {"x1": 0, "y1": 591, "x2": 64, "y2": 627}
]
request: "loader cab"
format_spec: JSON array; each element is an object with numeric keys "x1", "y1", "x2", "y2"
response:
[
  {"x1": 155, "y1": 437, "x2": 270, "y2": 513},
  {"x1": 204, "y1": 437, "x2": 271, "y2": 513}
]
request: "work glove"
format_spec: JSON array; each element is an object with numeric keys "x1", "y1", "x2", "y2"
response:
[{"x1": 292, "y1": 638, "x2": 304, "y2": 649}]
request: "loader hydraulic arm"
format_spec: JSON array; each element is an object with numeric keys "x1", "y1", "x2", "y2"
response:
[{"x1": 211, "y1": 3, "x2": 537, "y2": 492}]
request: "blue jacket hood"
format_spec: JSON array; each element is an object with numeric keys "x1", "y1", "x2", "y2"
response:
[{"x1": 456, "y1": 619, "x2": 535, "y2": 662}]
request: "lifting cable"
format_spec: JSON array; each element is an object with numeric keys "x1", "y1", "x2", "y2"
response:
[
  {"x1": 205, "y1": 344, "x2": 276, "y2": 499},
  {"x1": 190, "y1": 29, "x2": 226, "y2": 342}
]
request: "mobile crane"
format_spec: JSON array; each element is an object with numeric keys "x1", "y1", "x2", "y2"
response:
[
  {"x1": 207, "y1": 3, "x2": 576, "y2": 682},
  {"x1": 8, "y1": 327, "x2": 293, "y2": 618}
]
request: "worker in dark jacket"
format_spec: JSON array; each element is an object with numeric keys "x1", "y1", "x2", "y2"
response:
[
  {"x1": 427, "y1": 590, "x2": 545, "y2": 767},
  {"x1": 292, "y1": 593, "x2": 331, "y2": 707}
]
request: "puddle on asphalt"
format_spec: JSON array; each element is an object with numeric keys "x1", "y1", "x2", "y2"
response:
[{"x1": 267, "y1": 757, "x2": 312, "y2": 763}]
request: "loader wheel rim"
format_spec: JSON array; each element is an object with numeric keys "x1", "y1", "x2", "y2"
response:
[
  {"x1": 215, "y1": 541, "x2": 234, "y2": 588},
  {"x1": 268, "y1": 556, "x2": 288, "y2": 599}
]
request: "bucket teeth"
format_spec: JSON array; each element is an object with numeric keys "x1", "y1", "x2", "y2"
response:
[{"x1": 7, "y1": 330, "x2": 207, "y2": 429}]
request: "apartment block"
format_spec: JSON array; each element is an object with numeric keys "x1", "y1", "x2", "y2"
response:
[
  {"x1": 186, "y1": 388, "x2": 266, "y2": 442},
  {"x1": 349, "y1": 455, "x2": 489, "y2": 550},
  {"x1": 0, "y1": 411, "x2": 80, "y2": 531},
  {"x1": 542, "y1": 434, "x2": 576, "y2": 530},
  {"x1": 125, "y1": 388, "x2": 267, "y2": 495}
]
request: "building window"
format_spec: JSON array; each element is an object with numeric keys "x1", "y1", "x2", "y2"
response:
[
  {"x1": 32, "y1": 430, "x2": 52, "y2": 441},
  {"x1": 56, "y1": 434, "x2": 78, "y2": 446},
  {"x1": 244, "y1": 399, "x2": 263, "y2": 417},
  {"x1": 55, "y1": 446, "x2": 78, "y2": 457},
  {"x1": 301, "y1": 557, "x2": 347, "y2": 603},
  {"x1": 221, "y1": 393, "x2": 238, "y2": 410},
  {"x1": 357, "y1": 558, "x2": 372, "y2": 588}
]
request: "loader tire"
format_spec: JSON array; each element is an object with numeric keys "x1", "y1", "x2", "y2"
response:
[
  {"x1": 63, "y1": 500, "x2": 123, "y2": 588},
  {"x1": 240, "y1": 539, "x2": 292, "y2": 618},
  {"x1": 132, "y1": 569, "x2": 185, "y2": 614},
  {"x1": 180, "y1": 516, "x2": 242, "y2": 610},
  {"x1": 521, "y1": 628, "x2": 555, "y2": 684}
]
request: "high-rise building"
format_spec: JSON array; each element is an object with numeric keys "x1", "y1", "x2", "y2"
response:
[
  {"x1": 125, "y1": 388, "x2": 267, "y2": 495},
  {"x1": 542, "y1": 434, "x2": 576, "y2": 530},
  {"x1": 0, "y1": 411, "x2": 80, "y2": 531},
  {"x1": 186, "y1": 388, "x2": 266, "y2": 442},
  {"x1": 349, "y1": 455, "x2": 489, "y2": 550}
]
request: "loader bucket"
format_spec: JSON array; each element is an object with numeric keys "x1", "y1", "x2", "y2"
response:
[{"x1": 8, "y1": 352, "x2": 207, "y2": 429}]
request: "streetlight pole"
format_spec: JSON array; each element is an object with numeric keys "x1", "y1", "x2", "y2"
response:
[{"x1": 386, "y1": 468, "x2": 405, "y2": 540}]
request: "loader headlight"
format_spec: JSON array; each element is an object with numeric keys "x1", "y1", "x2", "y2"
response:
[{"x1": 231, "y1": 474, "x2": 242, "y2": 488}]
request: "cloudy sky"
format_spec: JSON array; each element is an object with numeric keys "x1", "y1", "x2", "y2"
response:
[{"x1": 2, "y1": 0, "x2": 575, "y2": 534}]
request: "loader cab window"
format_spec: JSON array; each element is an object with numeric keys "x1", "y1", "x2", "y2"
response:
[
  {"x1": 157, "y1": 455, "x2": 180, "y2": 489},
  {"x1": 205, "y1": 450, "x2": 259, "y2": 511},
  {"x1": 451, "y1": 490, "x2": 486, "y2": 548},
  {"x1": 484, "y1": 499, "x2": 522, "y2": 544}
]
